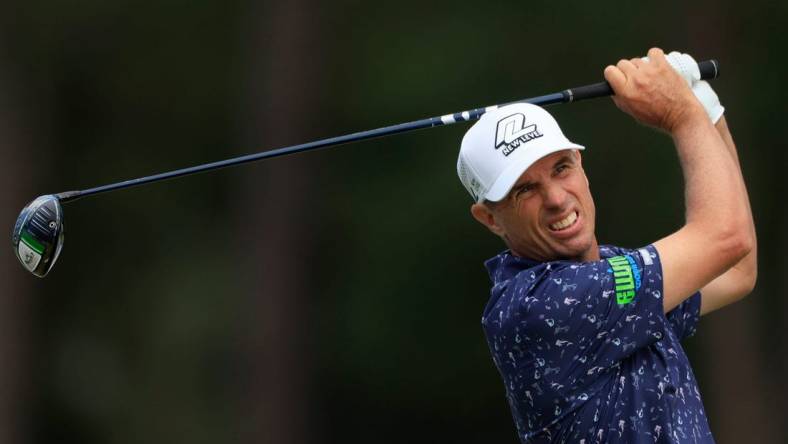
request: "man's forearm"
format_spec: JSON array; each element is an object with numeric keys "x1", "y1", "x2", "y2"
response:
[
  {"x1": 673, "y1": 112, "x2": 751, "y2": 242},
  {"x1": 714, "y1": 116, "x2": 757, "y2": 284},
  {"x1": 658, "y1": 107, "x2": 755, "y2": 304},
  {"x1": 695, "y1": 116, "x2": 758, "y2": 315}
]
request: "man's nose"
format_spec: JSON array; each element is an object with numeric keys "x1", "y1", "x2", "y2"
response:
[{"x1": 542, "y1": 183, "x2": 568, "y2": 209}]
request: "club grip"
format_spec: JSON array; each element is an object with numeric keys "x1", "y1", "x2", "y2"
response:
[
  {"x1": 566, "y1": 59, "x2": 720, "y2": 103},
  {"x1": 698, "y1": 59, "x2": 720, "y2": 80},
  {"x1": 566, "y1": 82, "x2": 614, "y2": 102}
]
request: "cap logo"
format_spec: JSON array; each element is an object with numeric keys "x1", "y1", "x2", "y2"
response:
[{"x1": 494, "y1": 113, "x2": 543, "y2": 156}]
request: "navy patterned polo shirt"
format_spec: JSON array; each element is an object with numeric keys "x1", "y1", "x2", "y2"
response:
[{"x1": 482, "y1": 244, "x2": 713, "y2": 443}]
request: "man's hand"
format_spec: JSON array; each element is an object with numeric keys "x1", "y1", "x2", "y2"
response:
[{"x1": 603, "y1": 48, "x2": 707, "y2": 134}]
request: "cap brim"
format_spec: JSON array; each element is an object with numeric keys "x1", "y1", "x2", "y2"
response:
[{"x1": 484, "y1": 144, "x2": 585, "y2": 202}]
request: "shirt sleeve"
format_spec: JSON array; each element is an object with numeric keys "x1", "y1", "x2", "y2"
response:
[
  {"x1": 517, "y1": 244, "x2": 669, "y2": 379},
  {"x1": 666, "y1": 291, "x2": 702, "y2": 340}
]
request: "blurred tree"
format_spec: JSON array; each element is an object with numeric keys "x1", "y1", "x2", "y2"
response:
[
  {"x1": 0, "y1": 30, "x2": 34, "y2": 444},
  {"x1": 680, "y1": 6, "x2": 780, "y2": 442},
  {"x1": 236, "y1": 1, "x2": 323, "y2": 443}
]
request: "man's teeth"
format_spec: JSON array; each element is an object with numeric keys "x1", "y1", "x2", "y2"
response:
[{"x1": 550, "y1": 212, "x2": 577, "y2": 231}]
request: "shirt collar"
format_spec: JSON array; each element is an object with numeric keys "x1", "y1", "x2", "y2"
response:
[{"x1": 484, "y1": 250, "x2": 541, "y2": 285}]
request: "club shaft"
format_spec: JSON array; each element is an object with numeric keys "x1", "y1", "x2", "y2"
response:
[{"x1": 56, "y1": 59, "x2": 719, "y2": 203}]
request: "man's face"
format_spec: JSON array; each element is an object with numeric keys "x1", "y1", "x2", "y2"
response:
[{"x1": 473, "y1": 150, "x2": 598, "y2": 262}]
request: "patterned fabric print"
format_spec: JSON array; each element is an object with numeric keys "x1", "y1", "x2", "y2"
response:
[{"x1": 481, "y1": 245, "x2": 711, "y2": 443}]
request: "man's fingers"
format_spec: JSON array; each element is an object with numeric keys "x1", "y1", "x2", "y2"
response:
[
  {"x1": 647, "y1": 47, "x2": 666, "y2": 65},
  {"x1": 631, "y1": 58, "x2": 646, "y2": 68},
  {"x1": 604, "y1": 65, "x2": 627, "y2": 93},
  {"x1": 616, "y1": 59, "x2": 638, "y2": 77}
]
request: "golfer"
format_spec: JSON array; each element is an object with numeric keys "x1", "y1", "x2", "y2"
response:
[{"x1": 457, "y1": 48, "x2": 756, "y2": 443}]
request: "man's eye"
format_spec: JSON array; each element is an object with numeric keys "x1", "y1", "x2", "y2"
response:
[
  {"x1": 556, "y1": 164, "x2": 570, "y2": 174},
  {"x1": 516, "y1": 185, "x2": 533, "y2": 196}
]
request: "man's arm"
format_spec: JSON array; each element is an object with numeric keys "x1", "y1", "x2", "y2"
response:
[
  {"x1": 604, "y1": 48, "x2": 754, "y2": 314},
  {"x1": 698, "y1": 116, "x2": 757, "y2": 315}
]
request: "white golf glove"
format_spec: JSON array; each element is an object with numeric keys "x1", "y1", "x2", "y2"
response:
[
  {"x1": 689, "y1": 79, "x2": 725, "y2": 123},
  {"x1": 645, "y1": 51, "x2": 725, "y2": 123},
  {"x1": 663, "y1": 51, "x2": 700, "y2": 85},
  {"x1": 665, "y1": 51, "x2": 725, "y2": 123}
]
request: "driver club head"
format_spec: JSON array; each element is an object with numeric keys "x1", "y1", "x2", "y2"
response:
[{"x1": 11, "y1": 195, "x2": 65, "y2": 278}]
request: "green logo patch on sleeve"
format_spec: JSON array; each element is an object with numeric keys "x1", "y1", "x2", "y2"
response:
[{"x1": 606, "y1": 255, "x2": 642, "y2": 305}]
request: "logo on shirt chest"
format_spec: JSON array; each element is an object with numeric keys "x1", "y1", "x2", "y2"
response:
[{"x1": 606, "y1": 255, "x2": 642, "y2": 304}]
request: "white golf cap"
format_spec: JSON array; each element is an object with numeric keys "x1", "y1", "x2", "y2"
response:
[{"x1": 457, "y1": 102, "x2": 584, "y2": 203}]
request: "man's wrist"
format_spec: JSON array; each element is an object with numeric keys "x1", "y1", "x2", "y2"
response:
[{"x1": 669, "y1": 103, "x2": 712, "y2": 137}]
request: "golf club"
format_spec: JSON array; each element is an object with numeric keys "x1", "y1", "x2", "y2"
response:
[{"x1": 11, "y1": 59, "x2": 720, "y2": 278}]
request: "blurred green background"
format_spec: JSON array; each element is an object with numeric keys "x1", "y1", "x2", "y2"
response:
[{"x1": 1, "y1": 1, "x2": 785, "y2": 443}]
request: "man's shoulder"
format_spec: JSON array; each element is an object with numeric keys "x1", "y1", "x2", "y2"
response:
[
  {"x1": 483, "y1": 245, "x2": 649, "y2": 313},
  {"x1": 482, "y1": 256, "x2": 592, "y2": 322},
  {"x1": 486, "y1": 245, "x2": 630, "y2": 284},
  {"x1": 599, "y1": 244, "x2": 635, "y2": 258}
]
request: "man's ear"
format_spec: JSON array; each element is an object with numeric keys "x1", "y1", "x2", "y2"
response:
[{"x1": 471, "y1": 202, "x2": 505, "y2": 236}]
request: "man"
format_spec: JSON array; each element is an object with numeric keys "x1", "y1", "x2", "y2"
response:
[{"x1": 457, "y1": 48, "x2": 756, "y2": 443}]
